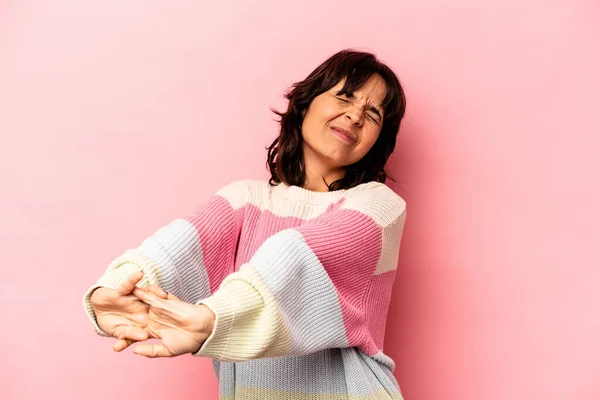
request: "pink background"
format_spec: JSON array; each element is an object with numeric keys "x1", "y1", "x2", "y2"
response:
[{"x1": 1, "y1": 1, "x2": 598, "y2": 399}]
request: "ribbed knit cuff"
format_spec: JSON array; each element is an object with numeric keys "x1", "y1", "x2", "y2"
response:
[
  {"x1": 192, "y1": 279, "x2": 264, "y2": 360},
  {"x1": 190, "y1": 266, "x2": 292, "y2": 361},
  {"x1": 83, "y1": 285, "x2": 113, "y2": 337}
]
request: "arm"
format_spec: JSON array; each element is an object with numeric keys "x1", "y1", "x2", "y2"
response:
[
  {"x1": 83, "y1": 179, "x2": 249, "y2": 336},
  {"x1": 193, "y1": 182, "x2": 407, "y2": 361}
]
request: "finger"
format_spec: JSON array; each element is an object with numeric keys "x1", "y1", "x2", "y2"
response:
[
  {"x1": 146, "y1": 285, "x2": 168, "y2": 299},
  {"x1": 133, "y1": 343, "x2": 171, "y2": 358},
  {"x1": 112, "y1": 324, "x2": 148, "y2": 342},
  {"x1": 165, "y1": 291, "x2": 180, "y2": 301},
  {"x1": 116, "y1": 271, "x2": 144, "y2": 296},
  {"x1": 132, "y1": 287, "x2": 162, "y2": 307},
  {"x1": 113, "y1": 339, "x2": 133, "y2": 352}
]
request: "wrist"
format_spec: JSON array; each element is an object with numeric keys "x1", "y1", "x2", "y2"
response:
[
  {"x1": 200, "y1": 304, "x2": 216, "y2": 334},
  {"x1": 192, "y1": 304, "x2": 216, "y2": 353}
]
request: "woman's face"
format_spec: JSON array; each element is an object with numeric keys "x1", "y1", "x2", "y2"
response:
[{"x1": 301, "y1": 74, "x2": 387, "y2": 170}]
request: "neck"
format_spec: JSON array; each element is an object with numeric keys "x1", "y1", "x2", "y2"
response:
[{"x1": 302, "y1": 151, "x2": 345, "y2": 192}]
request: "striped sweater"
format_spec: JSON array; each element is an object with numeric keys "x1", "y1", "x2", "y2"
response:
[{"x1": 83, "y1": 179, "x2": 407, "y2": 399}]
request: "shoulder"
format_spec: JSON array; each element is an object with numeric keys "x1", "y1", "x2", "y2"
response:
[
  {"x1": 214, "y1": 179, "x2": 271, "y2": 210},
  {"x1": 341, "y1": 181, "x2": 407, "y2": 227}
]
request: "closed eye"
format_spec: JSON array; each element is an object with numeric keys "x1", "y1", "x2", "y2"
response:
[
  {"x1": 335, "y1": 94, "x2": 382, "y2": 124},
  {"x1": 367, "y1": 112, "x2": 380, "y2": 124}
]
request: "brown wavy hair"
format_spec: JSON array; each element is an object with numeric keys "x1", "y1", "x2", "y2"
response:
[{"x1": 267, "y1": 49, "x2": 407, "y2": 191}]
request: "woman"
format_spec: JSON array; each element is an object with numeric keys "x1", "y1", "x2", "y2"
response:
[{"x1": 84, "y1": 49, "x2": 408, "y2": 399}]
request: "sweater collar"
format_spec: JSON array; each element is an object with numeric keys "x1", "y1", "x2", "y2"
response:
[{"x1": 275, "y1": 182, "x2": 349, "y2": 205}]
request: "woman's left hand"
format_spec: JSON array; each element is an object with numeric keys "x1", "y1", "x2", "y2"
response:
[{"x1": 130, "y1": 286, "x2": 215, "y2": 358}]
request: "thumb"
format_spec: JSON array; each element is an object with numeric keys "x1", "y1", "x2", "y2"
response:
[{"x1": 116, "y1": 271, "x2": 144, "y2": 296}]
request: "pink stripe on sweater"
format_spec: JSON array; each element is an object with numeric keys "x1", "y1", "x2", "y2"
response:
[
  {"x1": 184, "y1": 195, "x2": 245, "y2": 293},
  {"x1": 232, "y1": 203, "x2": 324, "y2": 269},
  {"x1": 299, "y1": 209, "x2": 382, "y2": 351},
  {"x1": 363, "y1": 270, "x2": 396, "y2": 354}
]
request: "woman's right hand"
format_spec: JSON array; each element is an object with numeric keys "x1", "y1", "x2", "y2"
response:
[{"x1": 90, "y1": 271, "x2": 168, "y2": 352}]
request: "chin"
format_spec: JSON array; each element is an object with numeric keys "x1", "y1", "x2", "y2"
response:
[{"x1": 321, "y1": 153, "x2": 349, "y2": 168}]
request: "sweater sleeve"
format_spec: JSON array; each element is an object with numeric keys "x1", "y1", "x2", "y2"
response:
[
  {"x1": 82, "y1": 179, "x2": 249, "y2": 336},
  {"x1": 193, "y1": 183, "x2": 407, "y2": 361}
]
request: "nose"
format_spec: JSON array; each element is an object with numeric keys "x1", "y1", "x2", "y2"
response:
[{"x1": 344, "y1": 105, "x2": 363, "y2": 126}]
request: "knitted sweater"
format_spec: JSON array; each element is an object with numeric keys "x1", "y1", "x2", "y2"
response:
[{"x1": 83, "y1": 179, "x2": 407, "y2": 399}]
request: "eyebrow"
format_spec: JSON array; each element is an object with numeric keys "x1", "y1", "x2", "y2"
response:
[
  {"x1": 335, "y1": 90, "x2": 383, "y2": 120},
  {"x1": 366, "y1": 104, "x2": 382, "y2": 120}
]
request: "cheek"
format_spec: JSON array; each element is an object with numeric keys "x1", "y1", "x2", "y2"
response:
[
  {"x1": 312, "y1": 100, "x2": 342, "y2": 124},
  {"x1": 302, "y1": 103, "x2": 339, "y2": 138},
  {"x1": 360, "y1": 129, "x2": 380, "y2": 150}
]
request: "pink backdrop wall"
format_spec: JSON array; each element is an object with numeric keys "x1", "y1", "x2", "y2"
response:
[{"x1": 1, "y1": 1, "x2": 598, "y2": 399}]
